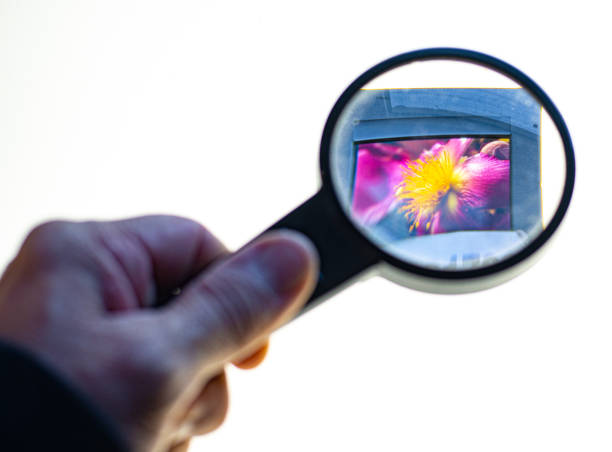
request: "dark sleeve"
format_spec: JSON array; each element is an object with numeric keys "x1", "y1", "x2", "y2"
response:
[{"x1": 0, "y1": 341, "x2": 130, "y2": 452}]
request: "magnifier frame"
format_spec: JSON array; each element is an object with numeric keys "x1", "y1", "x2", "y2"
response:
[
  {"x1": 321, "y1": 48, "x2": 574, "y2": 278},
  {"x1": 268, "y1": 47, "x2": 575, "y2": 309}
]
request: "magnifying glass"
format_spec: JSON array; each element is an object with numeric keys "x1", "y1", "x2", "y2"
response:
[{"x1": 265, "y1": 48, "x2": 574, "y2": 312}]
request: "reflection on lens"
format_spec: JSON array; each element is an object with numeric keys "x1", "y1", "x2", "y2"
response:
[{"x1": 330, "y1": 61, "x2": 566, "y2": 271}]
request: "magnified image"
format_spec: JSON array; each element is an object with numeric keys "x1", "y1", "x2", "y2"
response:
[
  {"x1": 352, "y1": 136, "x2": 511, "y2": 241},
  {"x1": 331, "y1": 83, "x2": 545, "y2": 270}
]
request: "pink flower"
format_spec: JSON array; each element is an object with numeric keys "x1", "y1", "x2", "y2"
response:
[
  {"x1": 396, "y1": 138, "x2": 510, "y2": 234},
  {"x1": 351, "y1": 140, "x2": 439, "y2": 224},
  {"x1": 352, "y1": 138, "x2": 510, "y2": 235}
]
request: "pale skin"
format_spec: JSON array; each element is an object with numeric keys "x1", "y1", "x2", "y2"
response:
[{"x1": 0, "y1": 216, "x2": 319, "y2": 452}]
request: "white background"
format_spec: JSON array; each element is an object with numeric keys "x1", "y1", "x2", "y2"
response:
[{"x1": 0, "y1": 1, "x2": 609, "y2": 451}]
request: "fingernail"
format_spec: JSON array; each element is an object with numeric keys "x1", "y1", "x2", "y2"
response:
[{"x1": 252, "y1": 231, "x2": 319, "y2": 300}]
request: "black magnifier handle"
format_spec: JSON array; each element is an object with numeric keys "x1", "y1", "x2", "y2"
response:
[
  {"x1": 266, "y1": 187, "x2": 380, "y2": 313},
  {"x1": 154, "y1": 188, "x2": 378, "y2": 309}
]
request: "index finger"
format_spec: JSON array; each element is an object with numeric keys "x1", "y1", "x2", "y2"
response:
[{"x1": 100, "y1": 215, "x2": 228, "y2": 305}]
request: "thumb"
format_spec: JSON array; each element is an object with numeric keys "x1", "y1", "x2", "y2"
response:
[{"x1": 161, "y1": 230, "x2": 319, "y2": 365}]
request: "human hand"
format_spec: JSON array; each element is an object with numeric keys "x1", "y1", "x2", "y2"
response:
[{"x1": 0, "y1": 216, "x2": 318, "y2": 452}]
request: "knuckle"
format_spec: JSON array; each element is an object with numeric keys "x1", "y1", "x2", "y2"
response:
[
  {"x1": 22, "y1": 221, "x2": 80, "y2": 263},
  {"x1": 190, "y1": 373, "x2": 229, "y2": 435},
  {"x1": 26, "y1": 220, "x2": 70, "y2": 242},
  {"x1": 204, "y1": 397, "x2": 229, "y2": 433}
]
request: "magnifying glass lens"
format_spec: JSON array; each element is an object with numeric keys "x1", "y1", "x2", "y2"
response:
[
  {"x1": 329, "y1": 59, "x2": 566, "y2": 271},
  {"x1": 263, "y1": 50, "x2": 573, "y2": 305}
]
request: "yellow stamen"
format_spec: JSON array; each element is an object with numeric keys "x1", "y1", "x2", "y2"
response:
[{"x1": 396, "y1": 146, "x2": 467, "y2": 226}]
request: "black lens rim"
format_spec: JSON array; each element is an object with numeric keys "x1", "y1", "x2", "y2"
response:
[{"x1": 319, "y1": 47, "x2": 575, "y2": 281}]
